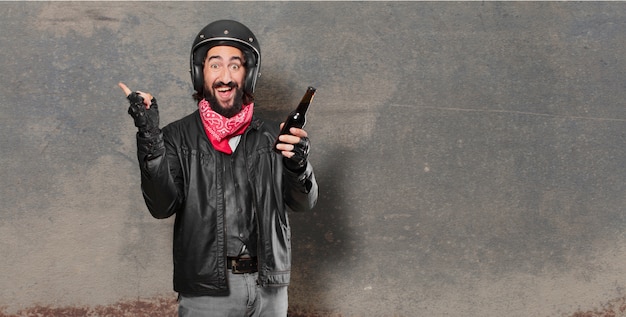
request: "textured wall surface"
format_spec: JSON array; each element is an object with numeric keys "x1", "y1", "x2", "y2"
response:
[{"x1": 1, "y1": 2, "x2": 626, "y2": 316}]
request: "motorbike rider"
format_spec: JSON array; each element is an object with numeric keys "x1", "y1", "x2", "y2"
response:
[{"x1": 119, "y1": 19, "x2": 318, "y2": 317}]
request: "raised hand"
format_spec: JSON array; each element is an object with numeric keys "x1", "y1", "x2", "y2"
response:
[{"x1": 118, "y1": 82, "x2": 159, "y2": 135}]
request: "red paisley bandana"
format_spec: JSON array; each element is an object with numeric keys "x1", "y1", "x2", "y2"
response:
[{"x1": 198, "y1": 99, "x2": 254, "y2": 154}]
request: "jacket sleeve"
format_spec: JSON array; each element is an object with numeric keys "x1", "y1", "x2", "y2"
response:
[
  {"x1": 136, "y1": 130, "x2": 183, "y2": 219},
  {"x1": 282, "y1": 161, "x2": 318, "y2": 212}
]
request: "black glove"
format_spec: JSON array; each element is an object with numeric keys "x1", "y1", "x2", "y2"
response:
[
  {"x1": 283, "y1": 136, "x2": 310, "y2": 172},
  {"x1": 126, "y1": 92, "x2": 159, "y2": 135}
]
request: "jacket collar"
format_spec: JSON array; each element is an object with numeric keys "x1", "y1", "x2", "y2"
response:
[{"x1": 249, "y1": 117, "x2": 264, "y2": 130}]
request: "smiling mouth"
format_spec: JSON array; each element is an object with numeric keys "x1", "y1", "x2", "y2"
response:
[
  {"x1": 216, "y1": 86, "x2": 233, "y2": 92},
  {"x1": 213, "y1": 82, "x2": 237, "y2": 99},
  {"x1": 215, "y1": 86, "x2": 234, "y2": 101}
]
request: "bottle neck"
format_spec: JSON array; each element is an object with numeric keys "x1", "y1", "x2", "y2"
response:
[
  {"x1": 296, "y1": 90, "x2": 315, "y2": 113},
  {"x1": 296, "y1": 102, "x2": 310, "y2": 113}
]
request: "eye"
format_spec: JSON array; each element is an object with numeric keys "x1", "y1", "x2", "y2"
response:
[
  {"x1": 229, "y1": 64, "x2": 241, "y2": 71},
  {"x1": 209, "y1": 63, "x2": 220, "y2": 70}
]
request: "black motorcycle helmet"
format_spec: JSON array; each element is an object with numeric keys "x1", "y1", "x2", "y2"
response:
[{"x1": 190, "y1": 20, "x2": 261, "y2": 98}]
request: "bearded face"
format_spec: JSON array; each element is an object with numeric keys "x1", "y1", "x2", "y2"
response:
[
  {"x1": 202, "y1": 46, "x2": 247, "y2": 118},
  {"x1": 204, "y1": 81, "x2": 244, "y2": 118}
]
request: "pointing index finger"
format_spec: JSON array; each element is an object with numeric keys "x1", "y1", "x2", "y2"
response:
[{"x1": 118, "y1": 82, "x2": 132, "y2": 97}]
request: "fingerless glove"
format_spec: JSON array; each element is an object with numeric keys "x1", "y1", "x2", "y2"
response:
[
  {"x1": 283, "y1": 136, "x2": 310, "y2": 172},
  {"x1": 127, "y1": 92, "x2": 160, "y2": 137}
]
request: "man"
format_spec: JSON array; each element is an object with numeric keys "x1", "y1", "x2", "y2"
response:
[{"x1": 118, "y1": 20, "x2": 318, "y2": 317}]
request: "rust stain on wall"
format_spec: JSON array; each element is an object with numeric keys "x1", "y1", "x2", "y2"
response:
[
  {"x1": 0, "y1": 297, "x2": 350, "y2": 317},
  {"x1": 0, "y1": 297, "x2": 177, "y2": 317},
  {"x1": 1, "y1": 296, "x2": 626, "y2": 317},
  {"x1": 569, "y1": 296, "x2": 626, "y2": 317}
]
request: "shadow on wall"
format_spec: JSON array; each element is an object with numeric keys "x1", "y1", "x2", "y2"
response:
[
  {"x1": 287, "y1": 142, "x2": 356, "y2": 312},
  {"x1": 253, "y1": 72, "x2": 356, "y2": 312}
]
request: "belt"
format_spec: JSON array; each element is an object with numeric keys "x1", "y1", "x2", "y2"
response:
[{"x1": 227, "y1": 256, "x2": 258, "y2": 274}]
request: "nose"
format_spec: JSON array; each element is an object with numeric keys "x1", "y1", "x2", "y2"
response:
[{"x1": 218, "y1": 67, "x2": 232, "y2": 84}]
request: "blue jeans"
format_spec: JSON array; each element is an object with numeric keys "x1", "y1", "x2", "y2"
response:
[{"x1": 178, "y1": 272, "x2": 288, "y2": 317}]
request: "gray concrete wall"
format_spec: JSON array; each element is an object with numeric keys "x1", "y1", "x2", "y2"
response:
[{"x1": 1, "y1": 2, "x2": 626, "y2": 316}]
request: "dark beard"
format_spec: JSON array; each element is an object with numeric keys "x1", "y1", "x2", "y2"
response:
[{"x1": 204, "y1": 84, "x2": 244, "y2": 118}]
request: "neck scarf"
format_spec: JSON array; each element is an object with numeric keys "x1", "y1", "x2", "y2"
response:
[{"x1": 198, "y1": 99, "x2": 254, "y2": 154}]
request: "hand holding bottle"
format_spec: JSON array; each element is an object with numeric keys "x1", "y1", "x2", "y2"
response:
[
  {"x1": 274, "y1": 86, "x2": 316, "y2": 171},
  {"x1": 273, "y1": 87, "x2": 315, "y2": 153},
  {"x1": 277, "y1": 126, "x2": 310, "y2": 172}
]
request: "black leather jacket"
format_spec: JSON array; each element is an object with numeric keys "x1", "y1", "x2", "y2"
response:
[{"x1": 135, "y1": 110, "x2": 318, "y2": 296}]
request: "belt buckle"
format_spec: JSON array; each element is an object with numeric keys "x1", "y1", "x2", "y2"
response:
[{"x1": 231, "y1": 257, "x2": 257, "y2": 274}]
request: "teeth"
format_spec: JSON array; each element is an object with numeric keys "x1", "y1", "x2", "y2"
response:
[{"x1": 217, "y1": 87, "x2": 232, "y2": 92}]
